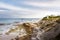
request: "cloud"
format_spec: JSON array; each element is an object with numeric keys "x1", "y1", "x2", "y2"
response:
[
  {"x1": 22, "y1": 0, "x2": 60, "y2": 12},
  {"x1": 0, "y1": 10, "x2": 59, "y2": 18},
  {"x1": 0, "y1": 2, "x2": 35, "y2": 12},
  {"x1": 0, "y1": 10, "x2": 6, "y2": 11},
  {"x1": 0, "y1": 0, "x2": 60, "y2": 18},
  {"x1": 23, "y1": 0, "x2": 60, "y2": 7},
  {"x1": 0, "y1": 2, "x2": 45, "y2": 14}
]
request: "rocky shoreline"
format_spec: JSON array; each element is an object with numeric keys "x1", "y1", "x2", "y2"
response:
[{"x1": 0, "y1": 15, "x2": 60, "y2": 40}]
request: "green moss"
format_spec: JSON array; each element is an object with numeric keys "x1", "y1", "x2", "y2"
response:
[{"x1": 42, "y1": 15, "x2": 60, "y2": 21}]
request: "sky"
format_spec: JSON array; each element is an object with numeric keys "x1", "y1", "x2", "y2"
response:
[{"x1": 0, "y1": 0, "x2": 60, "y2": 18}]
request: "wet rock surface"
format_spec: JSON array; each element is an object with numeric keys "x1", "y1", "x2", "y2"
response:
[{"x1": 4, "y1": 15, "x2": 60, "y2": 40}]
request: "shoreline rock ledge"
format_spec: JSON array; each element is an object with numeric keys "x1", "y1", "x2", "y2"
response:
[{"x1": 6, "y1": 15, "x2": 60, "y2": 40}]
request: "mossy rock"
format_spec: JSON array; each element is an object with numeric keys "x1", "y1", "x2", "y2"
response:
[{"x1": 42, "y1": 15, "x2": 60, "y2": 21}]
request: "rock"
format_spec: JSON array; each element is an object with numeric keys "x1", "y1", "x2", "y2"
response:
[
  {"x1": 5, "y1": 15, "x2": 60, "y2": 40},
  {"x1": 32, "y1": 15, "x2": 60, "y2": 40}
]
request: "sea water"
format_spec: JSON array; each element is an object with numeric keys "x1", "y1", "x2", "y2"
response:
[
  {"x1": 0, "y1": 18, "x2": 39, "y2": 34},
  {"x1": 0, "y1": 18, "x2": 39, "y2": 23}
]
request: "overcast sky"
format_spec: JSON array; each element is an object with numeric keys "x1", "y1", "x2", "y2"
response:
[{"x1": 0, "y1": 0, "x2": 60, "y2": 18}]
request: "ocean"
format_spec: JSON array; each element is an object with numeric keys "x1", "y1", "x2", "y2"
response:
[
  {"x1": 0, "y1": 18, "x2": 39, "y2": 34},
  {"x1": 0, "y1": 18, "x2": 39, "y2": 23}
]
